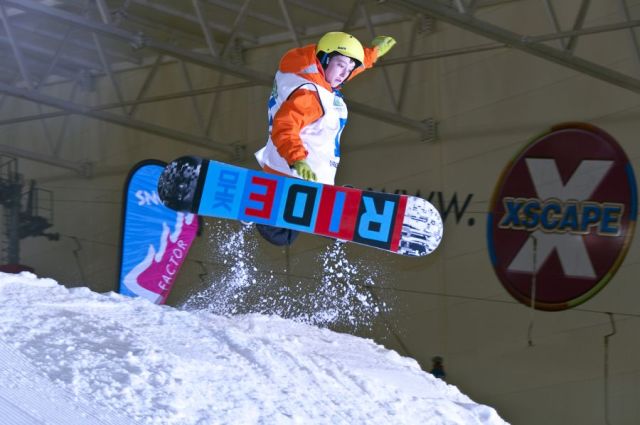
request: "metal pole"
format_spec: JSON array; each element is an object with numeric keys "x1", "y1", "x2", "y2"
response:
[
  {"x1": 93, "y1": 33, "x2": 128, "y2": 115},
  {"x1": 604, "y1": 312, "x2": 616, "y2": 425},
  {"x1": 617, "y1": 0, "x2": 640, "y2": 68},
  {"x1": 453, "y1": 0, "x2": 466, "y2": 14},
  {"x1": 221, "y1": 0, "x2": 253, "y2": 57},
  {"x1": 203, "y1": 0, "x2": 286, "y2": 29},
  {"x1": 94, "y1": 0, "x2": 112, "y2": 24},
  {"x1": 467, "y1": 0, "x2": 479, "y2": 15},
  {"x1": 179, "y1": 61, "x2": 208, "y2": 135},
  {"x1": 527, "y1": 235, "x2": 537, "y2": 346},
  {"x1": 192, "y1": 0, "x2": 219, "y2": 57},
  {"x1": 341, "y1": 0, "x2": 362, "y2": 32},
  {"x1": 541, "y1": 0, "x2": 568, "y2": 50},
  {"x1": 36, "y1": 25, "x2": 74, "y2": 90},
  {"x1": 128, "y1": 54, "x2": 164, "y2": 118},
  {"x1": 361, "y1": 2, "x2": 398, "y2": 112},
  {"x1": 205, "y1": 74, "x2": 224, "y2": 137},
  {"x1": 278, "y1": 0, "x2": 300, "y2": 47},
  {"x1": 53, "y1": 81, "x2": 79, "y2": 156},
  {"x1": 566, "y1": 0, "x2": 591, "y2": 53},
  {"x1": 1, "y1": 158, "x2": 22, "y2": 264},
  {"x1": 397, "y1": 15, "x2": 420, "y2": 112},
  {"x1": 6, "y1": 182, "x2": 21, "y2": 264}
]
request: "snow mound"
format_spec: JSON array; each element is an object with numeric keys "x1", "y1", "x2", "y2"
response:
[{"x1": 0, "y1": 272, "x2": 507, "y2": 425}]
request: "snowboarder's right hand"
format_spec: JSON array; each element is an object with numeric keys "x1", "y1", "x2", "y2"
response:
[{"x1": 292, "y1": 160, "x2": 317, "y2": 182}]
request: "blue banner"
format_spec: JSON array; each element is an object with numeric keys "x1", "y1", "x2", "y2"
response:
[{"x1": 118, "y1": 160, "x2": 198, "y2": 304}]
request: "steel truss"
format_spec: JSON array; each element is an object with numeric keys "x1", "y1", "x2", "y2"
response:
[{"x1": 0, "y1": 0, "x2": 637, "y2": 174}]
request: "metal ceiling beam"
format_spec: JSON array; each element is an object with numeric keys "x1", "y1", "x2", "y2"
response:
[
  {"x1": 453, "y1": 0, "x2": 467, "y2": 14},
  {"x1": 0, "y1": 34, "x2": 103, "y2": 71},
  {"x1": 566, "y1": 0, "x2": 591, "y2": 53},
  {"x1": 92, "y1": 3, "x2": 127, "y2": 115},
  {"x1": 348, "y1": 101, "x2": 433, "y2": 139},
  {"x1": 94, "y1": 0, "x2": 112, "y2": 24},
  {"x1": 467, "y1": 0, "x2": 479, "y2": 15},
  {"x1": 0, "y1": 3, "x2": 32, "y2": 88},
  {"x1": 51, "y1": 81, "x2": 78, "y2": 156},
  {"x1": 129, "y1": 0, "x2": 258, "y2": 45},
  {"x1": 179, "y1": 61, "x2": 207, "y2": 134},
  {"x1": 387, "y1": 0, "x2": 640, "y2": 94},
  {"x1": 258, "y1": 11, "x2": 406, "y2": 46},
  {"x1": 3, "y1": 0, "x2": 431, "y2": 134},
  {"x1": 204, "y1": 0, "x2": 286, "y2": 29},
  {"x1": 192, "y1": 0, "x2": 219, "y2": 57},
  {"x1": 10, "y1": 22, "x2": 142, "y2": 65},
  {"x1": 278, "y1": 0, "x2": 300, "y2": 47},
  {"x1": 617, "y1": 0, "x2": 640, "y2": 67},
  {"x1": 119, "y1": 8, "x2": 205, "y2": 46},
  {"x1": 4, "y1": 0, "x2": 271, "y2": 82},
  {"x1": 0, "y1": 49, "x2": 78, "y2": 84},
  {"x1": 0, "y1": 142, "x2": 90, "y2": 174},
  {"x1": 361, "y1": 2, "x2": 398, "y2": 112},
  {"x1": 378, "y1": 19, "x2": 640, "y2": 67},
  {"x1": 204, "y1": 0, "x2": 253, "y2": 138},
  {"x1": 526, "y1": 19, "x2": 640, "y2": 43},
  {"x1": 541, "y1": 0, "x2": 568, "y2": 49},
  {"x1": 397, "y1": 14, "x2": 420, "y2": 112},
  {"x1": 33, "y1": 25, "x2": 73, "y2": 90},
  {"x1": 287, "y1": 0, "x2": 345, "y2": 22},
  {"x1": 0, "y1": 80, "x2": 238, "y2": 157},
  {"x1": 341, "y1": 0, "x2": 362, "y2": 32},
  {"x1": 379, "y1": 42, "x2": 505, "y2": 66},
  {"x1": 220, "y1": 0, "x2": 253, "y2": 57},
  {"x1": 128, "y1": 53, "x2": 163, "y2": 117},
  {"x1": 0, "y1": 81, "x2": 257, "y2": 126},
  {"x1": 93, "y1": 33, "x2": 127, "y2": 114}
]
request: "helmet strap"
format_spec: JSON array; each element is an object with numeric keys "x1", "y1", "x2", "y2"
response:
[{"x1": 317, "y1": 53, "x2": 330, "y2": 70}]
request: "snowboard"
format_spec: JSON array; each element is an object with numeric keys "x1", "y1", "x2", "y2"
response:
[{"x1": 157, "y1": 156, "x2": 443, "y2": 257}]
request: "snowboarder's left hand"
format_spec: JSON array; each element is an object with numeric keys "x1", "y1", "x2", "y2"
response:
[
  {"x1": 292, "y1": 160, "x2": 317, "y2": 182},
  {"x1": 372, "y1": 36, "x2": 396, "y2": 58}
]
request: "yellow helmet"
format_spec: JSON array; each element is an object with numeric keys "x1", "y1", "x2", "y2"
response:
[{"x1": 316, "y1": 32, "x2": 364, "y2": 67}]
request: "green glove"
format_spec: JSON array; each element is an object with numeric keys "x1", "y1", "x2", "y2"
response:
[
  {"x1": 292, "y1": 159, "x2": 317, "y2": 182},
  {"x1": 371, "y1": 36, "x2": 396, "y2": 58}
]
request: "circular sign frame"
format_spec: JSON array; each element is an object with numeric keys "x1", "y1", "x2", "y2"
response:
[{"x1": 487, "y1": 123, "x2": 637, "y2": 311}]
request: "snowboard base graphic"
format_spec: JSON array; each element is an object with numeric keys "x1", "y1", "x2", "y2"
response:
[{"x1": 158, "y1": 156, "x2": 442, "y2": 257}]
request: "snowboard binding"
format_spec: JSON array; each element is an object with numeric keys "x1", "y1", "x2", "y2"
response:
[{"x1": 158, "y1": 156, "x2": 202, "y2": 212}]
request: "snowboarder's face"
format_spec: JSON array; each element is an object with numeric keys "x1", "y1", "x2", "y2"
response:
[{"x1": 324, "y1": 55, "x2": 356, "y2": 88}]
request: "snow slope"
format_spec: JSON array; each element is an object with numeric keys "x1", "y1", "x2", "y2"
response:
[{"x1": 0, "y1": 272, "x2": 508, "y2": 424}]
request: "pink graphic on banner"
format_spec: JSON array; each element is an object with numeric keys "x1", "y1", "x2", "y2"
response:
[{"x1": 123, "y1": 213, "x2": 198, "y2": 303}]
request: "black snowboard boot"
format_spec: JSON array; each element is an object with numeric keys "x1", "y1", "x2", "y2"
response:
[{"x1": 255, "y1": 224, "x2": 299, "y2": 246}]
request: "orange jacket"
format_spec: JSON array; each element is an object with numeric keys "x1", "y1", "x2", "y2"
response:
[{"x1": 269, "y1": 44, "x2": 378, "y2": 166}]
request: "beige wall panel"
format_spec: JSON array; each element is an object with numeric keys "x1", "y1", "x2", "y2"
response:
[
  {"x1": 581, "y1": 261, "x2": 640, "y2": 313},
  {"x1": 444, "y1": 250, "x2": 505, "y2": 299},
  {"x1": 493, "y1": 378, "x2": 604, "y2": 424}
]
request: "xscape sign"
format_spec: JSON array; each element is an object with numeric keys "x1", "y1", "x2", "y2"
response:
[{"x1": 488, "y1": 123, "x2": 637, "y2": 311}]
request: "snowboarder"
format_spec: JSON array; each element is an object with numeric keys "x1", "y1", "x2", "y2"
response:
[{"x1": 254, "y1": 31, "x2": 397, "y2": 246}]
